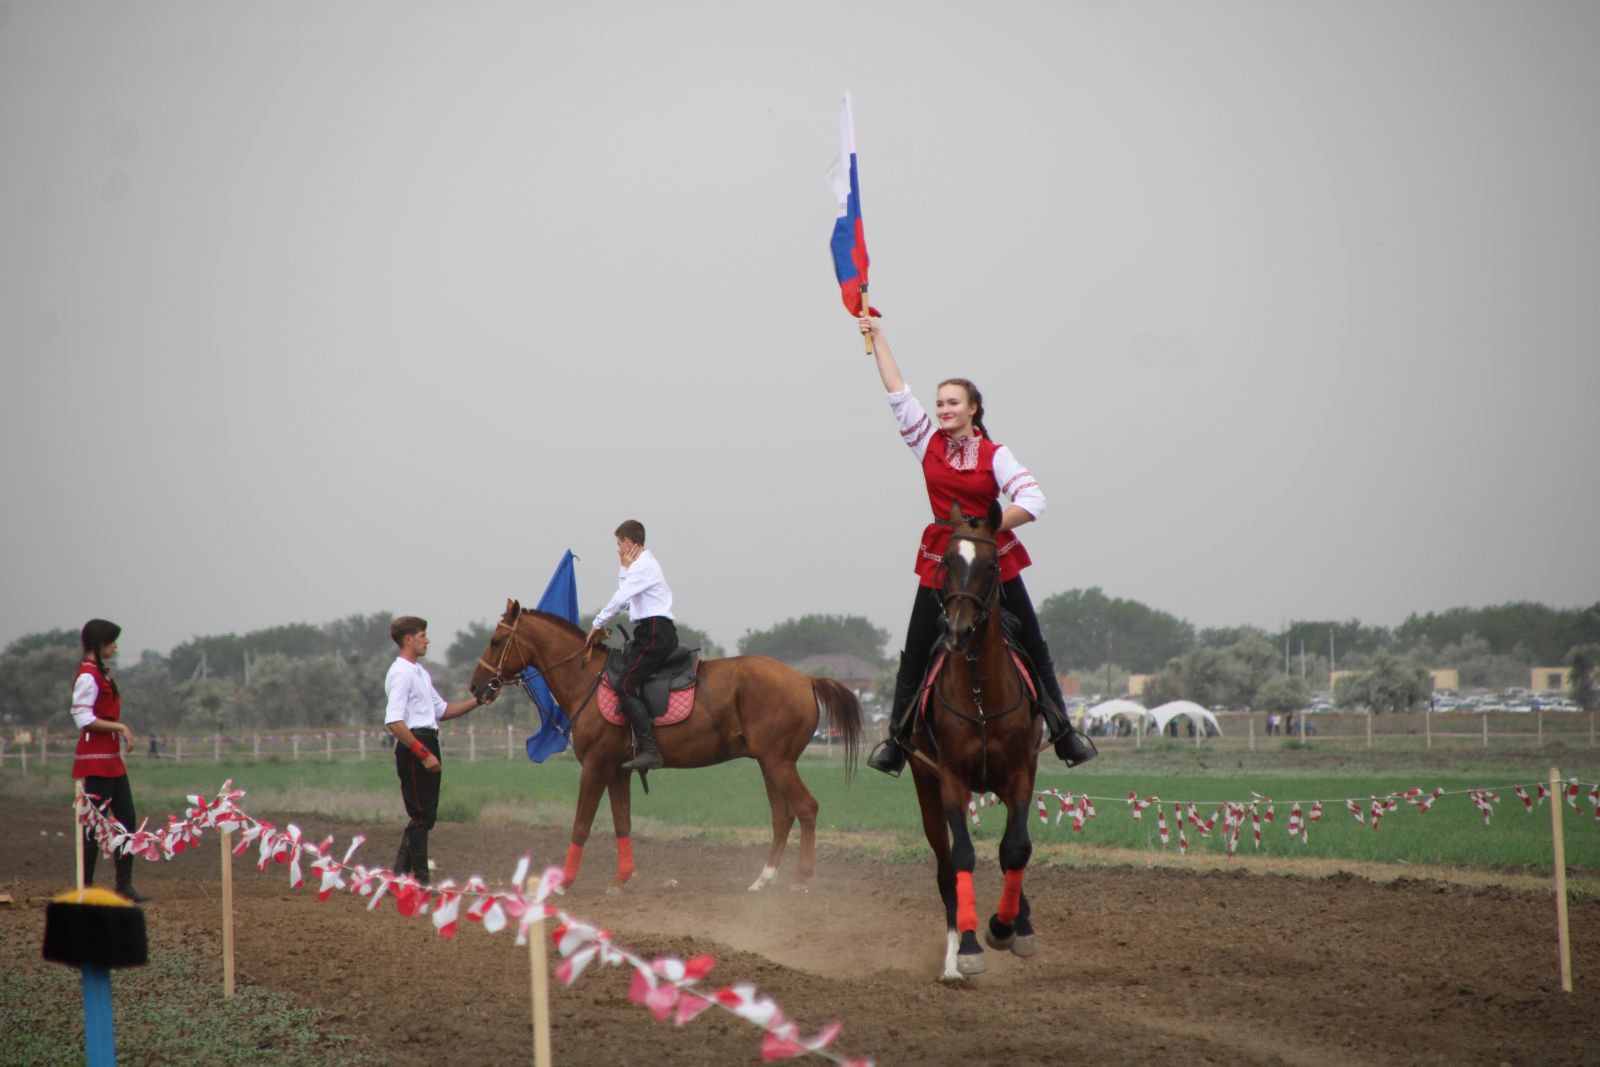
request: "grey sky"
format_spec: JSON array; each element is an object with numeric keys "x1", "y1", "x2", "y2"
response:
[{"x1": 3, "y1": 2, "x2": 1598, "y2": 662}]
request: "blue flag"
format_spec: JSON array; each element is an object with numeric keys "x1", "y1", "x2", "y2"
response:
[{"x1": 522, "y1": 550, "x2": 578, "y2": 763}]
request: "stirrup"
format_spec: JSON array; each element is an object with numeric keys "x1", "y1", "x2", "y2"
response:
[
  {"x1": 621, "y1": 750, "x2": 663, "y2": 771},
  {"x1": 1054, "y1": 729, "x2": 1098, "y2": 767},
  {"x1": 866, "y1": 739, "x2": 907, "y2": 777}
]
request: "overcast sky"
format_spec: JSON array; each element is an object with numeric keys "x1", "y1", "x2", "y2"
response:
[{"x1": 3, "y1": 2, "x2": 1597, "y2": 662}]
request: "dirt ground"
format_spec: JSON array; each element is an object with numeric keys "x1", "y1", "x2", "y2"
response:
[{"x1": 4, "y1": 803, "x2": 1598, "y2": 1067}]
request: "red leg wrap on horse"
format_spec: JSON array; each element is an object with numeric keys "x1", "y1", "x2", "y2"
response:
[
  {"x1": 997, "y1": 869, "x2": 1024, "y2": 924},
  {"x1": 615, "y1": 836, "x2": 634, "y2": 883},
  {"x1": 561, "y1": 842, "x2": 584, "y2": 887},
  {"x1": 955, "y1": 870, "x2": 978, "y2": 933}
]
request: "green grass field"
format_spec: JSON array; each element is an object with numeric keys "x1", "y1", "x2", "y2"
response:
[{"x1": 6, "y1": 739, "x2": 1597, "y2": 874}]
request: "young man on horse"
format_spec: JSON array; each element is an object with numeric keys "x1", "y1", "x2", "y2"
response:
[
  {"x1": 385, "y1": 615, "x2": 485, "y2": 886},
  {"x1": 585, "y1": 519, "x2": 677, "y2": 771}
]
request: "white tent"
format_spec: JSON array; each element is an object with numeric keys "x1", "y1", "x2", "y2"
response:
[
  {"x1": 1149, "y1": 700, "x2": 1224, "y2": 736},
  {"x1": 1083, "y1": 699, "x2": 1152, "y2": 728}
]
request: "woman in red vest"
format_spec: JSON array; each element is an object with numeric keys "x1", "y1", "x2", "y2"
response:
[
  {"x1": 858, "y1": 316, "x2": 1098, "y2": 776},
  {"x1": 69, "y1": 618, "x2": 149, "y2": 901}
]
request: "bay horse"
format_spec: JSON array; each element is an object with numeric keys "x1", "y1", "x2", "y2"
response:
[
  {"x1": 468, "y1": 600, "x2": 863, "y2": 893},
  {"x1": 910, "y1": 502, "x2": 1046, "y2": 980}
]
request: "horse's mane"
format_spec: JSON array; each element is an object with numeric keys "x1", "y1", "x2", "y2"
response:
[{"x1": 519, "y1": 609, "x2": 588, "y2": 642}]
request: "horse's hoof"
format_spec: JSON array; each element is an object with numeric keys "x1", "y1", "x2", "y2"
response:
[
  {"x1": 956, "y1": 952, "x2": 987, "y2": 976},
  {"x1": 984, "y1": 926, "x2": 1015, "y2": 951},
  {"x1": 1010, "y1": 934, "x2": 1038, "y2": 958}
]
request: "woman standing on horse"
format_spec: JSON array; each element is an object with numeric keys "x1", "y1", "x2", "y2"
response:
[{"x1": 858, "y1": 315, "x2": 1097, "y2": 776}]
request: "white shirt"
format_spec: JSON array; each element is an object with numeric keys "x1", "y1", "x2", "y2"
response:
[
  {"x1": 591, "y1": 548, "x2": 675, "y2": 630},
  {"x1": 887, "y1": 387, "x2": 1048, "y2": 520},
  {"x1": 384, "y1": 657, "x2": 448, "y2": 730},
  {"x1": 71, "y1": 673, "x2": 100, "y2": 730}
]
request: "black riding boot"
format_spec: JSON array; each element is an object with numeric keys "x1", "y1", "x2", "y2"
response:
[
  {"x1": 619, "y1": 694, "x2": 663, "y2": 771},
  {"x1": 867, "y1": 652, "x2": 923, "y2": 777},
  {"x1": 1033, "y1": 661, "x2": 1097, "y2": 767}
]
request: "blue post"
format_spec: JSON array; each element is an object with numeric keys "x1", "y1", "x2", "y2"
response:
[{"x1": 81, "y1": 965, "x2": 116, "y2": 1067}]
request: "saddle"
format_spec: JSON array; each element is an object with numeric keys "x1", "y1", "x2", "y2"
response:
[
  {"x1": 603, "y1": 645, "x2": 700, "y2": 721},
  {"x1": 917, "y1": 615, "x2": 1039, "y2": 718}
]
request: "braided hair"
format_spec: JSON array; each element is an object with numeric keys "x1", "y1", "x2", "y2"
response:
[{"x1": 80, "y1": 618, "x2": 121, "y2": 689}]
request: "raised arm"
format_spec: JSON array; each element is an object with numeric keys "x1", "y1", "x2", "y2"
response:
[{"x1": 859, "y1": 315, "x2": 904, "y2": 393}]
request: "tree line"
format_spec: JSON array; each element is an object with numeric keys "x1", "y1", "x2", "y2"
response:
[{"x1": 4, "y1": 595, "x2": 1598, "y2": 731}]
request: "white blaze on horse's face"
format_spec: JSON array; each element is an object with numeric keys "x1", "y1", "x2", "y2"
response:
[{"x1": 955, "y1": 539, "x2": 977, "y2": 566}]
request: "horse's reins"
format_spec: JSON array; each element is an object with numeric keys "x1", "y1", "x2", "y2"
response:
[{"x1": 921, "y1": 525, "x2": 1031, "y2": 787}]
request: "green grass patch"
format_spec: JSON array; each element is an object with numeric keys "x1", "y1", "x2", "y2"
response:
[
  {"x1": 2, "y1": 935, "x2": 378, "y2": 1067},
  {"x1": 5, "y1": 744, "x2": 1597, "y2": 873}
]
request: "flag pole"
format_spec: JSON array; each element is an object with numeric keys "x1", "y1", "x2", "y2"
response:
[{"x1": 862, "y1": 292, "x2": 875, "y2": 356}]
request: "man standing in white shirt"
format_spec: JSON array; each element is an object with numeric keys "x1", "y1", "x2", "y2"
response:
[
  {"x1": 385, "y1": 615, "x2": 483, "y2": 885},
  {"x1": 585, "y1": 519, "x2": 677, "y2": 771}
]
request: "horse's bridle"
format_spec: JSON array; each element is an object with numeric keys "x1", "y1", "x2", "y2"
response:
[
  {"x1": 927, "y1": 524, "x2": 1029, "y2": 789},
  {"x1": 475, "y1": 610, "x2": 606, "y2": 716},
  {"x1": 939, "y1": 528, "x2": 1002, "y2": 639}
]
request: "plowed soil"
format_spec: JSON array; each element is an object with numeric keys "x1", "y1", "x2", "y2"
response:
[{"x1": 5, "y1": 803, "x2": 1598, "y2": 1066}]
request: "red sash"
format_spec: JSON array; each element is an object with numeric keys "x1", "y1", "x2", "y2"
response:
[{"x1": 71, "y1": 659, "x2": 126, "y2": 779}]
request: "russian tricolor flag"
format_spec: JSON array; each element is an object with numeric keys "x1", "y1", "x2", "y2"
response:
[{"x1": 828, "y1": 92, "x2": 876, "y2": 317}]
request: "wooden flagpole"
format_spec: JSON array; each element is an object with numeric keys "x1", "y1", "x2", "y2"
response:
[
  {"x1": 1549, "y1": 766, "x2": 1572, "y2": 993},
  {"x1": 527, "y1": 877, "x2": 552, "y2": 1067},
  {"x1": 861, "y1": 289, "x2": 874, "y2": 356},
  {"x1": 221, "y1": 827, "x2": 236, "y2": 997}
]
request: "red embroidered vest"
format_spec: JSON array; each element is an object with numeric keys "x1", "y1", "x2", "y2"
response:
[
  {"x1": 71, "y1": 659, "x2": 126, "y2": 779},
  {"x1": 914, "y1": 432, "x2": 1031, "y2": 589}
]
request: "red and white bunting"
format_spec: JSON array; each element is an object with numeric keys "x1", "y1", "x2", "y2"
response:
[
  {"x1": 1515, "y1": 785, "x2": 1533, "y2": 811},
  {"x1": 1156, "y1": 804, "x2": 1170, "y2": 846},
  {"x1": 1470, "y1": 790, "x2": 1499, "y2": 825},
  {"x1": 1309, "y1": 801, "x2": 1323, "y2": 824},
  {"x1": 1287, "y1": 803, "x2": 1304, "y2": 843},
  {"x1": 1565, "y1": 781, "x2": 1580, "y2": 810},
  {"x1": 78, "y1": 783, "x2": 874, "y2": 1067},
  {"x1": 1346, "y1": 799, "x2": 1364, "y2": 825}
]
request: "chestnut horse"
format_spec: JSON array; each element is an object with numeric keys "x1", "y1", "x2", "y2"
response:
[
  {"x1": 910, "y1": 503, "x2": 1045, "y2": 980},
  {"x1": 469, "y1": 600, "x2": 863, "y2": 892}
]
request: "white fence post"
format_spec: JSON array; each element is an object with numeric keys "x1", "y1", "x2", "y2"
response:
[
  {"x1": 214, "y1": 734, "x2": 221, "y2": 761},
  {"x1": 469, "y1": 725, "x2": 477, "y2": 762},
  {"x1": 326, "y1": 732, "x2": 333, "y2": 760},
  {"x1": 359, "y1": 730, "x2": 367, "y2": 761},
  {"x1": 292, "y1": 736, "x2": 300, "y2": 761},
  {"x1": 507, "y1": 721, "x2": 514, "y2": 760}
]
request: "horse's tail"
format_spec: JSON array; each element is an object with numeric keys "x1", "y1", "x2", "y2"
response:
[{"x1": 810, "y1": 677, "x2": 864, "y2": 780}]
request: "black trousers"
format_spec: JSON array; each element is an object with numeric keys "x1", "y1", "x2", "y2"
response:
[
  {"x1": 619, "y1": 617, "x2": 678, "y2": 699},
  {"x1": 394, "y1": 728, "x2": 441, "y2": 883},
  {"x1": 82, "y1": 773, "x2": 136, "y2": 889},
  {"x1": 899, "y1": 576, "x2": 1068, "y2": 711}
]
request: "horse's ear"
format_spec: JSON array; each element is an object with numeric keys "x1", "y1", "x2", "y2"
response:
[
  {"x1": 948, "y1": 500, "x2": 964, "y2": 524},
  {"x1": 504, "y1": 598, "x2": 520, "y2": 620},
  {"x1": 986, "y1": 498, "x2": 1003, "y2": 532}
]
